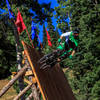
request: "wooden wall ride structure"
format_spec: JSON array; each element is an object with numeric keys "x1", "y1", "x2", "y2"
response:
[{"x1": 0, "y1": 41, "x2": 76, "y2": 100}]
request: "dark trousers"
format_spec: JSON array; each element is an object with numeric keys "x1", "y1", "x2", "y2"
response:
[{"x1": 65, "y1": 40, "x2": 77, "y2": 51}]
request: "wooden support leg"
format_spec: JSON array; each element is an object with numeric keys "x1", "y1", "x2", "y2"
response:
[
  {"x1": 23, "y1": 52, "x2": 41, "y2": 100},
  {"x1": 14, "y1": 84, "x2": 33, "y2": 100},
  {"x1": 25, "y1": 93, "x2": 33, "y2": 100}
]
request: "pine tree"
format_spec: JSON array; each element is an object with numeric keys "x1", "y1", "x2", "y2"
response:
[
  {"x1": 0, "y1": 17, "x2": 16, "y2": 78},
  {"x1": 0, "y1": 0, "x2": 58, "y2": 98},
  {"x1": 55, "y1": 0, "x2": 100, "y2": 99},
  {"x1": 0, "y1": 0, "x2": 55, "y2": 75}
]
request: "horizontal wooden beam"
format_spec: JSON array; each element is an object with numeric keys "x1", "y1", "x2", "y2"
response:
[
  {"x1": 11, "y1": 70, "x2": 33, "y2": 77},
  {"x1": 24, "y1": 78, "x2": 32, "y2": 85},
  {"x1": 25, "y1": 70, "x2": 33, "y2": 76}
]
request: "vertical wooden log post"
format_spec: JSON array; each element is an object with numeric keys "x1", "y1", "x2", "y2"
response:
[
  {"x1": 23, "y1": 52, "x2": 41, "y2": 100},
  {"x1": 12, "y1": 20, "x2": 25, "y2": 100}
]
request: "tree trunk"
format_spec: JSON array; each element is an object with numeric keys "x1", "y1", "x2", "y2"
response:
[{"x1": 95, "y1": 0, "x2": 98, "y2": 4}]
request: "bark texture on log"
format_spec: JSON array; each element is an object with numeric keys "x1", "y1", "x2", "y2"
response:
[
  {"x1": 0, "y1": 66, "x2": 27, "y2": 97},
  {"x1": 24, "y1": 54, "x2": 41, "y2": 100},
  {"x1": 14, "y1": 84, "x2": 33, "y2": 100},
  {"x1": 25, "y1": 93, "x2": 33, "y2": 100},
  {"x1": 13, "y1": 20, "x2": 25, "y2": 100}
]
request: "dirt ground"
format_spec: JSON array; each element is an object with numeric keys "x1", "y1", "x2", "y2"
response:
[{"x1": 0, "y1": 79, "x2": 17, "y2": 100}]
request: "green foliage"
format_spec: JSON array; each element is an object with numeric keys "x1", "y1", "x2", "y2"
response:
[
  {"x1": 0, "y1": 18, "x2": 16, "y2": 78},
  {"x1": 55, "y1": 0, "x2": 100, "y2": 99},
  {"x1": 0, "y1": 0, "x2": 59, "y2": 98},
  {"x1": 42, "y1": 16, "x2": 59, "y2": 54},
  {"x1": 1, "y1": 0, "x2": 100, "y2": 99}
]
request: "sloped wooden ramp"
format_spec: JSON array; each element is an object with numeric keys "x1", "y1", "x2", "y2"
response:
[{"x1": 22, "y1": 41, "x2": 76, "y2": 100}]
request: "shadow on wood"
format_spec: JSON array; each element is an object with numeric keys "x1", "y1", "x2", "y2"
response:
[{"x1": 22, "y1": 41, "x2": 76, "y2": 100}]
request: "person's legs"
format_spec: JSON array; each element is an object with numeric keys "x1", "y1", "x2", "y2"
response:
[
  {"x1": 65, "y1": 42, "x2": 69, "y2": 51},
  {"x1": 68, "y1": 40, "x2": 76, "y2": 49},
  {"x1": 59, "y1": 40, "x2": 75, "y2": 61}
]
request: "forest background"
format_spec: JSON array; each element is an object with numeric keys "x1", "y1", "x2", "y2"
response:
[{"x1": 0, "y1": 0, "x2": 100, "y2": 100}]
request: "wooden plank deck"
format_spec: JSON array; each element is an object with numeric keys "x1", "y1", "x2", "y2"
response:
[{"x1": 22, "y1": 41, "x2": 76, "y2": 100}]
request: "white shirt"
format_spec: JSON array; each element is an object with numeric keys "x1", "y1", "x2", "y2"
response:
[{"x1": 61, "y1": 31, "x2": 72, "y2": 42}]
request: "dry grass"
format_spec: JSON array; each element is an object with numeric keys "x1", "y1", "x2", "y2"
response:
[
  {"x1": 62, "y1": 67, "x2": 69, "y2": 73},
  {"x1": 0, "y1": 79, "x2": 17, "y2": 100}
]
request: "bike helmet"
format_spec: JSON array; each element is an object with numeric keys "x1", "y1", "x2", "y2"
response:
[{"x1": 73, "y1": 28, "x2": 79, "y2": 36}]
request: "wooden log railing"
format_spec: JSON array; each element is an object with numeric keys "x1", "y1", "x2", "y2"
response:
[
  {"x1": 0, "y1": 65, "x2": 27, "y2": 97},
  {"x1": 14, "y1": 83, "x2": 33, "y2": 100}
]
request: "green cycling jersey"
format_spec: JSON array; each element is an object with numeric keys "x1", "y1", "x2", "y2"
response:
[{"x1": 57, "y1": 32, "x2": 79, "y2": 57}]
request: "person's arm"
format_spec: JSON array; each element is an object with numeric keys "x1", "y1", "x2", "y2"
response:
[
  {"x1": 60, "y1": 31, "x2": 72, "y2": 38},
  {"x1": 71, "y1": 50, "x2": 75, "y2": 56},
  {"x1": 69, "y1": 50, "x2": 75, "y2": 59},
  {"x1": 58, "y1": 31, "x2": 72, "y2": 43}
]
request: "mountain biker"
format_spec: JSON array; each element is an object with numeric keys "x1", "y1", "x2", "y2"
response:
[
  {"x1": 57, "y1": 30, "x2": 79, "y2": 61},
  {"x1": 39, "y1": 29, "x2": 79, "y2": 69}
]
